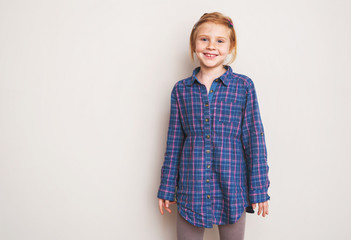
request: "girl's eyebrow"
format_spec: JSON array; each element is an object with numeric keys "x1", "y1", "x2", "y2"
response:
[{"x1": 198, "y1": 34, "x2": 227, "y2": 39}]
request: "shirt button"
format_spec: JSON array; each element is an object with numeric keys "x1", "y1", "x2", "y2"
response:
[
  {"x1": 215, "y1": 79, "x2": 218, "y2": 82},
  {"x1": 207, "y1": 165, "x2": 210, "y2": 168},
  {"x1": 206, "y1": 149, "x2": 210, "y2": 153},
  {"x1": 206, "y1": 135, "x2": 210, "y2": 139},
  {"x1": 205, "y1": 118, "x2": 209, "y2": 122},
  {"x1": 261, "y1": 132, "x2": 264, "y2": 136},
  {"x1": 205, "y1": 103, "x2": 209, "y2": 107},
  {"x1": 210, "y1": 90, "x2": 213, "y2": 93},
  {"x1": 207, "y1": 195, "x2": 211, "y2": 199},
  {"x1": 206, "y1": 179, "x2": 210, "y2": 183}
]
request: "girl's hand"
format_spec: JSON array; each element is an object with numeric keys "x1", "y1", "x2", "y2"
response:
[
  {"x1": 251, "y1": 200, "x2": 269, "y2": 217},
  {"x1": 158, "y1": 198, "x2": 177, "y2": 215}
]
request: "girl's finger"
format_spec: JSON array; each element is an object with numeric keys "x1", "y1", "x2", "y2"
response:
[
  {"x1": 164, "y1": 200, "x2": 172, "y2": 213},
  {"x1": 261, "y1": 202, "x2": 268, "y2": 217},
  {"x1": 159, "y1": 199, "x2": 164, "y2": 215},
  {"x1": 165, "y1": 200, "x2": 172, "y2": 213},
  {"x1": 257, "y1": 202, "x2": 263, "y2": 216},
  {"x1": 262, "y1": 204, "x2": 266, "y2": 217}
]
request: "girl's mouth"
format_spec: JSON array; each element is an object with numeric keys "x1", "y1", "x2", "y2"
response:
[{"x1": 203, "y1": 53, "x2": 218, "y2": 59}]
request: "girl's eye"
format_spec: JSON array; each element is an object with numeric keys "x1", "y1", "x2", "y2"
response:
[
  {"x1": 200, "y1": 38, "x2": 208, "y2": 41},
  {"x1": 218, "y1": 40, "x2": 224, "y2": 43}
]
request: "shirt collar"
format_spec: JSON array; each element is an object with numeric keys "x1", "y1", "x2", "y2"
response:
[{"x1": 185, "y1": 65, "x2": 233, "y2": 87}]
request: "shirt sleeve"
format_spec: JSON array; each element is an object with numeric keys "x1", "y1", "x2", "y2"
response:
[
  {"x1": 157, "y1": 85, "x2": 185, "y2": 201},
  {"x1": 241, "y1": 80, "x2": 271, "y2": 204}
]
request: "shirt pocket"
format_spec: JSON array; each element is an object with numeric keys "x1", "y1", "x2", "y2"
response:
[{"x1": 214, "y1": 100, "x2": 242, "y2": 125}]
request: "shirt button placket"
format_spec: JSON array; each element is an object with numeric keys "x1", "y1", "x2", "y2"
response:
[{"x1": 201, "y1": 83, "x2": 214, "y2": 225}]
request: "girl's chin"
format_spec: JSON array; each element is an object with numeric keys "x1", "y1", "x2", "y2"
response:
[{"x1": 199, "y1": 61, "x2": 224, "y2": 68}]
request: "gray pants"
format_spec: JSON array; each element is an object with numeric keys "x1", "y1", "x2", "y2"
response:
[{"x1": 177, "y1": 209, "x2": 246, "y2": 240}]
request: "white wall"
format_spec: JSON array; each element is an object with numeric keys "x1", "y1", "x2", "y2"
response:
[{"x1": 0, "y1": 0, "x2": 350, "y2": 239}]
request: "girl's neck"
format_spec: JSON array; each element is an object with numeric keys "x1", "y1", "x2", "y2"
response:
[{"x1": 196, "y1": 65, "x2": 227, "y2": 84}]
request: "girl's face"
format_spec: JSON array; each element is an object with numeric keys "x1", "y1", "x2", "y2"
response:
[{"x1": 194, "y1": 22, "x2": 232, "y2": 70}]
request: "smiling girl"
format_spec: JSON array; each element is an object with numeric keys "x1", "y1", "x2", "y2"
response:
[{"x1": 157, "y1": 12, "x2": 271, "y2": 240}]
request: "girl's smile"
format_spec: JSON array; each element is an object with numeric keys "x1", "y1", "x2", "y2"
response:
[{"x1": 203, "y1": 52, "x2": 218, "y2": 59}]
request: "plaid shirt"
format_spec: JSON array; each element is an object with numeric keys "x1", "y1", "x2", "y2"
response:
[{"x1": 157, "y1": 65, "x2": 270, "y2": 228}]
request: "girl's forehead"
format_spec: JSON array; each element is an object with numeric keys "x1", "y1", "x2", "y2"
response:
[{"x1": 196, "y1": 22, "x2": 231, "y2": 38}]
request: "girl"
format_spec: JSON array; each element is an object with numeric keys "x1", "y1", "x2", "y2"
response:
[{"x1": 157, "y1": 12, "x2": 270, "y2": 240}]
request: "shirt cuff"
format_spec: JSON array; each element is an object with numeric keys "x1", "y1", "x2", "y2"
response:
[
  {"x1": 249, "y1": 189, "x2": 270, "y2": 204},
  {"x1": 157, "y1": 185, "x2": 177, "y2": 201}
]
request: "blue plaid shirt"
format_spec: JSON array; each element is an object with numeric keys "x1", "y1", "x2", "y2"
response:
[{"x1": 157, "y1": 65, "x2": 270, "y2": 228}]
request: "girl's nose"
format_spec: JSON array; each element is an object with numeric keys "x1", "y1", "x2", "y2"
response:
[{"x1": 207, "y1": 41, "x2": 215, "y2": 49}]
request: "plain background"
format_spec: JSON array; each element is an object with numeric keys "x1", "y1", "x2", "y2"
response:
[{"x1": 1, "y1": 0, "x2": 350, "y2": 239}]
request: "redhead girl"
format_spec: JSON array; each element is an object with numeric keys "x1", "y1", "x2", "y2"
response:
[{"x1": 157, "y1": 12, "x2": 270, "y2": 240}]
